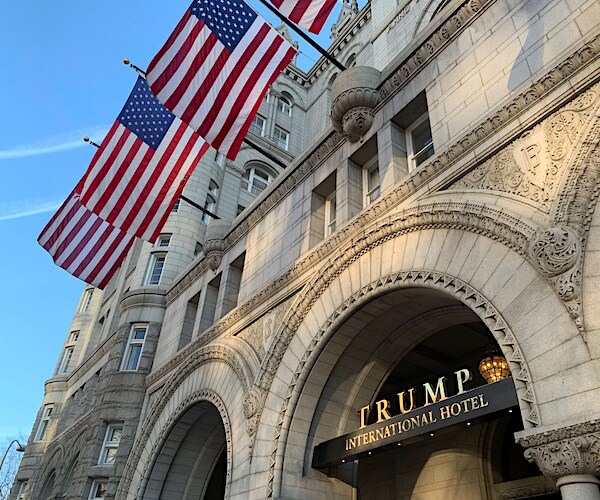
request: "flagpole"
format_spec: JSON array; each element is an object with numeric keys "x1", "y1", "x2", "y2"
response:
[{"x1": 256, "y1": 0, "x2": 346, "y2": 71}]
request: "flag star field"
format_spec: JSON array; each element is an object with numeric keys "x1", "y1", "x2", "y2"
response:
[
  {"x1": 118, "y1": 77, "x2": 176, "y2": 149},
  {"x1": 192, "y1": 0, "x2": 256, "y2": 51}
]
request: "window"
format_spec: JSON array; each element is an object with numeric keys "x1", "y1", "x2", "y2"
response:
[
  {"x1": 58, "y1": 347, "x2": 74, "y2": 374},
  {"x1": 88, "y1": 480, "x2": 108, "y2": 499},
  {"x1": 194, "y1": 242, "x2": 203, "y2": 257},
  {"x1": 155, "y1": 234, "x2": 171, "y2": 247},
  {"x1": 250, "y1": 114, "x2": 265, "y2": 136},
  {"x1": 236, "y1": 205, "x2": 246, "y2": 216},
  {"x1": 99, "y1": 425, "x2": 122, "y2": 464},
  {"x1": 407, "y1": 114, "x2": 434, "y2": 168},
  {"x1": 214, "y1": 151, "x2": 225, "y2": 166},
  {"x1": 144, "y1": 253, "x2": 166, "y2": 286},
  {"x1": 79, "y1": 289, "x2": 94, "y2": 313},
  {"x1": 242, "y1": 166, "x2": 273, "y2": 195},
  {"x1": 277, "y1": 95, "x2": 292, "y2": 116},
  {"x1": 121, "y1": 325, "x2": 147, "y2": 371},
  {"x1": 273, "y1": 126, "x2": 289, "y2": 150},
  {"x1": 202, "y1": 180, "x2": 219, "y2": 223},
  {"x1": 69, "y1": 330, "x2": 80, "y2": 342},
  {"x1": 35, "y1": 405, "x2": 54, "y2": 441},
  {"x1": 171, "y1": 197, "x2": 181, "y2": 213},
  {"x1": 364, "y1": 162, "x2": 380, "y2": 206},
  {"x1": 16, "y1": 480, "x2": 27, "y2": 500},
  {"x1": 202, "y1": 195, "x2": 217, "y2": 224},
  {"x1": 325, "y1": 193, "x2": 337, "y2": 236}
]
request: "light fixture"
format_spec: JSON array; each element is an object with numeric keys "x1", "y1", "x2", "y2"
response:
[{"x1": 479, "y1": 347, "x2": 510, "y2": 384}]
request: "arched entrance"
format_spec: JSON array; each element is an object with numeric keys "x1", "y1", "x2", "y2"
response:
[
  {"x1": 278, "y1": 285, "x2": 552, "y2": 499},
  {"x1": 143, "y1": 401, "x2": 228, "y2": 500}
]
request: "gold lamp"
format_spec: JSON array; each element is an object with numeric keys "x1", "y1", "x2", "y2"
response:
[{"x1": 479, "y1": 349, "x2": 510, "y2": 384}]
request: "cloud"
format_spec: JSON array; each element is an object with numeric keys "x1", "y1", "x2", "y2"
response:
[
  {"x1": 0, "y1": 125, "x2": 110, "y2": 160},
  {"x1": 0, "y1": 198, "x2": 64, "y2": 221}
]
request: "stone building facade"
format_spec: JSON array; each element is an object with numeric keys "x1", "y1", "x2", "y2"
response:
[{"x1": 12, "y1": 0, "x2": 600, "y2": 499}]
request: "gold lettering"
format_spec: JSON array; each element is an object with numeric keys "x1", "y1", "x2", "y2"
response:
[
  {"x1": 478, "y1": 394, "x2": 489, "y2": 407},
  {"x1": 359, "y1": 405, "x2": 370, "y2": 429},
  {"x1": 401, "y1": 419, "x2": 412, "y2": 432},
  {"x1": 428, "y1": 410, "x2": 437, "y2": 423},
  {"x1": 460, "y1": 399, "x2": 470, "y2": 413},
  {"x1": 383, "y1": 425, "x2": 392, "y2": 438},
  {"x1": 376, "y1": 428, "x2": 385, "y2": 441},
  {"x1": 369, "y1": 431, "x2": 375, "y2": 444},
  {"x1": 470, "y1": 396, "x2": 480, "y2": 410},
  {"x1": 455, "y1": 368, "x2": 471, "y2": 395},
  {"x1": 397, "y1": 388, "x2": 416, "y2": 414},
  {"x1": 450, "y1": 402, "x2": 461, "y2": 417},
  {"x1": 424, "y1": 376, "x2": 448, "y2": 406},
  {"x1": 376, "y1": 399, "x2": 392, "y2": 423},
  {"x1": 440, "y1": 404, "x2": 450, "y2": 419},
  {"x1": 410, "y1": 416, "x2": 421, "y2": 428}
]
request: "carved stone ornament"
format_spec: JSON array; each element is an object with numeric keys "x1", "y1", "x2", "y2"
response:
[
  {"x1": 518, "y1": 421, "x2": 600, "y2": 481},
  {"x1": 529, "y1": 226, "x2": 582, "y2": 278},
  {"x1": 202, "y1": 219, "x2": 230, "y2": 271},
  {"x1": 523, "y1": 434, "x2": 600, "y2": 480},
  {"x1": 330, "y1": 66, "x2": 381, "y2": 142}
]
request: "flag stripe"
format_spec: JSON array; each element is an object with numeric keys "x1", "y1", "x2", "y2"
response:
[
  {"x1": 270, "y1": 0, "x2": 336, "y2": 33},
  {"x1": 140, "y1": 139, "x2": 210, "y2": 241},
  {"x1": 196, "y1": 23, "x2": 272, "y2": 140},
  {"x1": 146, "y1": 0, "x2": 296, "y2": 159},
  {"x1": 226, "y1": 43, "x2": 297, "y2": 155},
  {"x1": 38, "y1": 193, "x2": 134, "y2": 289}
]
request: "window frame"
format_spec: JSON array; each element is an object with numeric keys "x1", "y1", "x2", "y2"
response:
[
  {"x1": 250, "y1": 114, "x2": 266, "y2": 137},
  {"x1": 363, "y1": 158, "x2": 380, "y2": 207},
  {"x1": 35, "y1": 404, "x2": 54, "y2": 441},
  {"x1": 277, "y1": 95, "x2": 292, "y2": 116},
  {"x1": 273, "y1": 126, "x2": 289, "y2": 150},
  {"x1": 98, "y1": 424, "x2": 123, "y2": 465},
  {"x1": 171, "y1": 197, "x2": 181, "y2": 213},
  {"x1": 78, "y1": 289, "x2": 94, "y2": 313},
  {"x1": 325, "y1": 192, "x2": 337, "y2": 237},
  {"x1": 16, "y1": 480, "x2": 27, "y2": 500},
  {"x1": 242, "y1": 166, "x2": 274, "y2": 196},
  {"x1": 58, "y1": 346, "x2": 75, "y2": 375},
  {"x1": 406, "y1": 112, "x2": 434, "y2": 170},
  {"x1": 88, "y1": 479, "x2": 108, "y2": 500},
  {"x1": 155, "y1": 234, "x2": 171, "y2": 248},
  {"x1": 120, "y1": 324, "x2": 148, "y2": 371},
  {"x1": 144, "y1": 252, "x2": 166, "y2": 286}
]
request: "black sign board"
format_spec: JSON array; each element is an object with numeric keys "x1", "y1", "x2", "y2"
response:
[{"x1": 312, "y1": 378, "x2": 518, "y2": 469}]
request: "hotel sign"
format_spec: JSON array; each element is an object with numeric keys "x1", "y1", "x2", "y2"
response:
[{"x1": 312, "y1": 376, "x2": 517, "y2": 469}]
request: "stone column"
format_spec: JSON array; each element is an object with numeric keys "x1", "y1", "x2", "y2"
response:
[{"x1": 517, "y1": 421, "x2": 600, "y2": 500}]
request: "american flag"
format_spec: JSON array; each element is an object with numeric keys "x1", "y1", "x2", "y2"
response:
[
  {"x1": 78, "y1": 77, "x2": 209, "y2": 242},
  {"x1": 38, "y1": 192, "x2": 135, "y2": 289},
  {"x1": 269, "y1": 0, "x2": 337, "y2": 34},
  {"x1": 146, "y1": 0, "x2": 296, "y2": 160}
]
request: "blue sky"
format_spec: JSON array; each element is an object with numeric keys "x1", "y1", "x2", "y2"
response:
[{"x1": 0, "y1": 1, "x2": 358, "y2": 444}]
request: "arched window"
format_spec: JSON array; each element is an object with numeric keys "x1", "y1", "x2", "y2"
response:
[
  {"x1": 242, "y1": 165, "x2": 274, "y2": 195},
  {"x1": 277, "y1": 94, "x2": 292, "y2": 116}
]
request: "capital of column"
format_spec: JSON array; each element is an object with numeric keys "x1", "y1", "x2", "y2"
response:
[{"x1": 516, "y1": 420, "x2": 600, "y2": 480}]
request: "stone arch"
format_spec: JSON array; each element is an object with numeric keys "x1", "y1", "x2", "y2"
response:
[
  {"x1": 117, "y1": 345, "x2": 249, "y2": 499},
  {"x1": 266, "y1": 269, "x2": 538, "y2": 498},
  {"x1": 254, "y1": 200, "x2": 541, "y2": 394},
  {"x1": 138, "y1": 391, "x2": 231, "y2": 500}
]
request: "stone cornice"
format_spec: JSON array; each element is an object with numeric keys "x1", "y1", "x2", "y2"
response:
[{"x1": 517, "y1": 420, "x2": 600, "y2": 448}]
